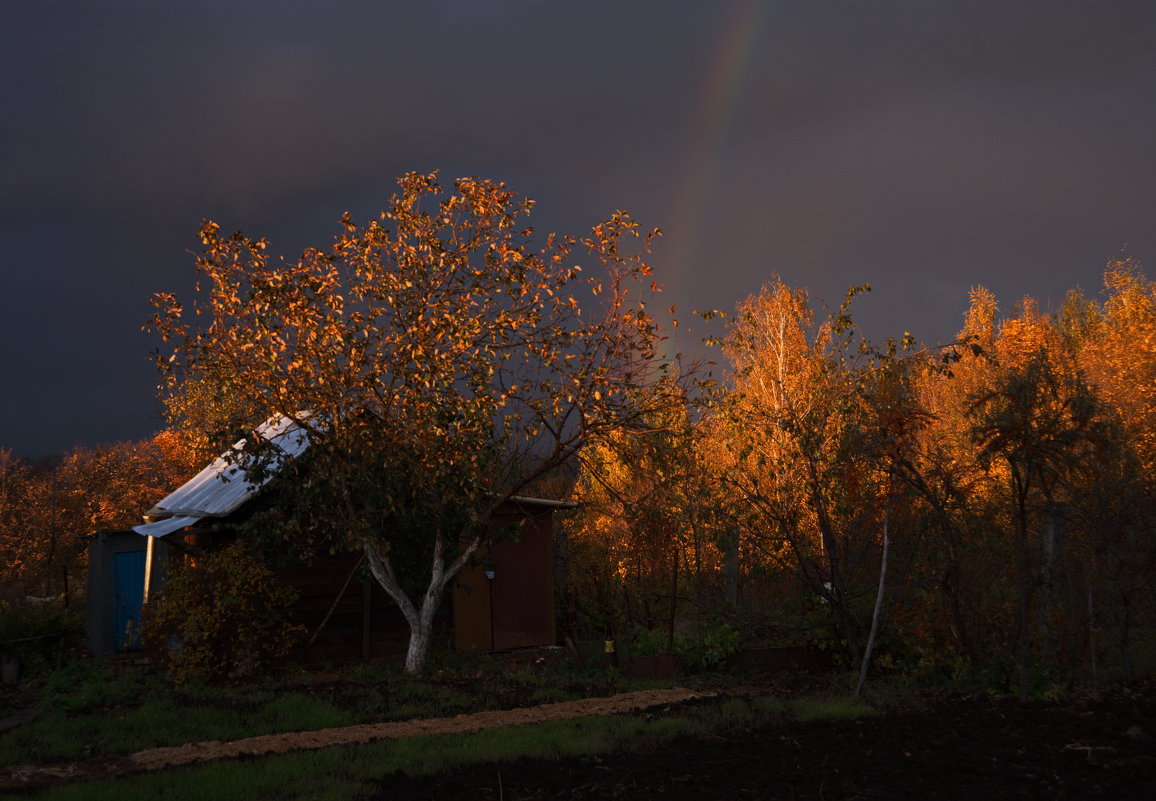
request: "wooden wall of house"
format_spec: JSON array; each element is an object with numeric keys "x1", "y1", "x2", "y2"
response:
[
  {"x1": 278, "y1": 552, "x2": 450, "y2": 665},
  {"x1": 163, "y1": 531, "x2": 431, "y2": 666},
  {"x1": 453, "y1": 506, "x2": 557, "y2": 652},
  {"x1": 101, "y1": 501, "x2": 559, "y2": 667}
]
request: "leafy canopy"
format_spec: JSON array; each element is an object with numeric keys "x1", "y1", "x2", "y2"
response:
[{"x1": 150, "y1": 171, "x2": 668, "y2": 552}]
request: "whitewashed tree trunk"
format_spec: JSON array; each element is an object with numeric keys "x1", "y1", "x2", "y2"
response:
[
  {"x1": 405, "y1": 594, "x2": 440, "y2": 674},
  {"x1": 363, "y1": 530, "x2": 484, "y2": 674}
]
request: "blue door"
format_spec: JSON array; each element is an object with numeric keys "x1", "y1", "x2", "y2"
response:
[{"x1": 113, "y1": 550, "x2": 146, "y2": 651}]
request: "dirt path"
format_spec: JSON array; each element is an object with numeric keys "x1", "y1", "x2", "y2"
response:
[{"x1": 2, "y1": 687, "x2": 712, "y2": 792}]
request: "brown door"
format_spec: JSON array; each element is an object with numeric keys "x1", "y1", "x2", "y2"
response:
[{"x1": 488, "y1": 515, "x2": 555, "y2": 650}]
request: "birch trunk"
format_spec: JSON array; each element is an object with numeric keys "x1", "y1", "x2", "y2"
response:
[{"x1": 855, "y1": 504, "x2": 889, "y2": 700}]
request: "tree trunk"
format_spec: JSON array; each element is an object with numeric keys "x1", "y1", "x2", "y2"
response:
[
  {"x1": 1087, "y1": 581, "x2": 1097, "y2": 685},
  {"x1": 722, "y1": 526, "x2": 739, "y2": 605},
  {"x1": 855, "y1": 504, "x2": 889, "y2": 699},
  {"x1": 1015, "y1": 484, "x2": 1033, "y2": 701},
  {"x1": 1040, "y1": 502, "x2": 1065, "y2": 660},
  {"x1": 667, "y1": 545, "x2": 678, "y2": 655},
  {"x1": 1119, "y1": 591, "x2": 1134, "y2": 679},
  {"x1": 808, "y1": 461, "x2": 857, "y2": 658},
  {"x1": 942, "y1": 548, "x2": 975, "y2": 664},
  {"x1": 403, "y1": 591, "x2": 442, "y2": 673},
  {"x1": 362, "y1": 524, "x2": 486, "y2": 674},
  {"x1": 362, "y1": 539, "x2": 445, "y2": 674}
]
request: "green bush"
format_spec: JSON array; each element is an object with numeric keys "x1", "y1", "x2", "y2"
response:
[
  {"x1": 40, "y1": 659, "x2": 150, "y2": 714},
  {"x1": 629, "y1": 621, "x2": 741, "y2": 672},
  {"x1": 0, "y1": 599, "x2": 84, "y2": 678},
  {"x1": 143, "y1": 542, "x2": 303, "y2": 684}
]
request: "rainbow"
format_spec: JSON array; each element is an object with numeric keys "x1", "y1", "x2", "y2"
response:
[{"x1": 667, "y1": 0, "x2": 767, "y2": 302}]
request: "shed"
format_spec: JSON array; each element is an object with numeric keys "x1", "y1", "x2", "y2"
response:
[
  {"x1": 83, "y1": 529, "x2": 157, "y2": 654},
  {"x1": 85, "y1": 415, "x2": 572, "y2": 661}
]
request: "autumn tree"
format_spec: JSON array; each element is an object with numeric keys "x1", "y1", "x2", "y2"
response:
[
  {"x1": 568, "y1": 424, "x2": 677, "y2": 639},
  {"x1": 0, "y1": 448, "x2": 35, "y2": 599},
  {"x1": 712, "y1": 279, "x2": 904, "y2": 659},
  {"x1": 1082, "y1": 258, "x2": 1156, "y2": 472},
  {"x1": 0, "y1": 434, "x2": 197, "y2": 601},
  {"x1": 56, "y1": 432, "x2": 199, "y2": 534},
  {"x1": 926, "y1": 281, "x2": 1156, "y2": 691},
  {"x1": 877, "y1": 274, "x2": 1156, "y2": 689},
  {"x1": 708, "y1": 275, "x2": 989, "y2": 687},
  {"x1": 150, "y1": 172, "x2": 674, "y2": 673},
  {"x1": 1067, "y1": 260, "x2": 1156, "y2": 676},
  {"x1": 893, "y1": 288, "x2": 1001, "y2": 667},
  {"x1": 566, "y1": 389, "x2": 726, "y2": 646},
  {"x1": 968, "y1": 345, "x2": 1107, "y2": 696}
]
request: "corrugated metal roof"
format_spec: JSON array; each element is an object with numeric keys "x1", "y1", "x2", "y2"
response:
[
  {"x1": 133, "y1": 414, "x2": 311, "y2": 538},
  {"x1": 132, "y1": 413, "x2": 575, "y2": 538},
  {"x1": 134, "y1": 515, "x2": 203, "y2": 538}
]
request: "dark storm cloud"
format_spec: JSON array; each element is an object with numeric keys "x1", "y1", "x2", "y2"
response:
[
  {"x1": 3, "y1": 1, "x2": 701, "y2": 225},
  {"x1": 674, "y1": 0, "x2": 1156, "y2": 334},
  {"x1": 2, "y1": 0, "x2": 1153, "y2": 456}
]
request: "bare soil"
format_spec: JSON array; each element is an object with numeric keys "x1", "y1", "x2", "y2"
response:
[{"x1": 374, "y1": 684, "x2": 1156, "y2": 800}]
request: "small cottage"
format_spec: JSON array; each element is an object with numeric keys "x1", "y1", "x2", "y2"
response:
[{"x1": 85, "y1": 416, "x2": 572, "y2": 662}]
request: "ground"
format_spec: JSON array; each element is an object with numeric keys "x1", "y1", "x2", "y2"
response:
[
  {"x1": 374, "y1": 685, "x2": 1156, "y2": 800},
  {"x1": 5, "y1": 680, "x2": 1155, "y2": 798}
]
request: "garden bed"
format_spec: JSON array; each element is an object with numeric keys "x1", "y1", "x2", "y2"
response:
[{"x1": 371, "y1": 683, "x2": 1156, "y2": 800}]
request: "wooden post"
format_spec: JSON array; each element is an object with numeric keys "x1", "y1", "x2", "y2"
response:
[{"x1": 143, "y1": 536, "x2": 156, "y2": 606}]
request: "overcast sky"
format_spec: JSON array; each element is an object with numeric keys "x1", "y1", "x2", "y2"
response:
[{"x1": 2, "y1": 0, "x2": 1153, "y2": 457}]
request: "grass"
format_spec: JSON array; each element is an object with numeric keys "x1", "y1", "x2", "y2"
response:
[
  {"x1": 0, "y1": 649, "x2": 649, "y2": 766},
  {"x1": 389, "y1": 678, "x2": 475, "y2": 719},
  {"x1": 25, "y1": 694, "x2": 875, "y2": 801},
  {"x1": 2, "y1": 648, "x2": 883, "y2": 800},
  {"x1": 0, "y1": 662, "x2": 363, "y2": 767}
]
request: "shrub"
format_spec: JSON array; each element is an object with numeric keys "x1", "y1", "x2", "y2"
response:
[
  {"x1": 0, "y1": 598, "x2": 84, "y2": 678},
  {"x1": 40, "y1": 658, "x2": 145, "y2": 713},
  {"x1": 143, "y1": 542, "x2": 303, "y2": 684},
  {"x1": 629, "y1": 620, "x2": 741, "y2": 672}
]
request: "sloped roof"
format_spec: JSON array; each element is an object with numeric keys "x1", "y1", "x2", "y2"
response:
[
  {"x1": 132, "y1": 413, "x2": 575, "y2": 538},
  {"x1": 133, "y1": 414, "x2": 311, "y2": 538}
]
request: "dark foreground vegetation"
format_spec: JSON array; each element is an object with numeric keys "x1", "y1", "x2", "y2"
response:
[
  {"x1": 380, "y1": 682, "x2": 1156, "y2": 801},
  {"x1": 2, "y1": 649, "x2": 1154, "y2": 800}
]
